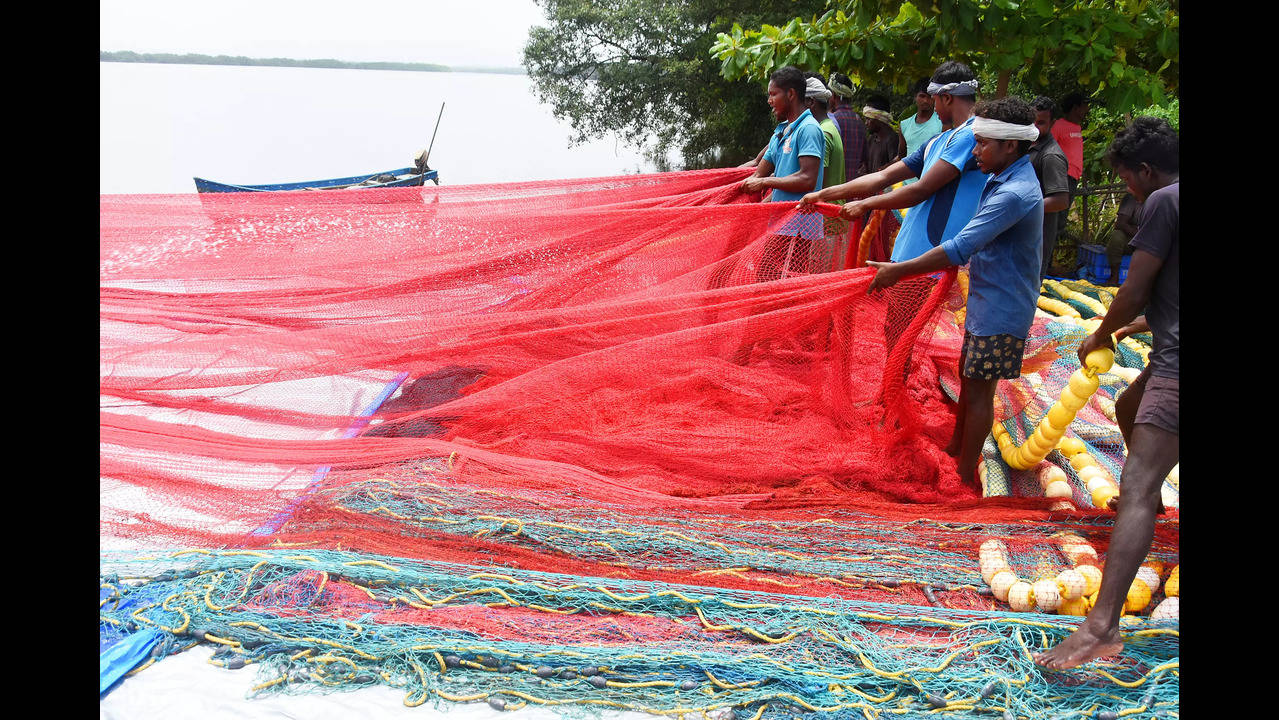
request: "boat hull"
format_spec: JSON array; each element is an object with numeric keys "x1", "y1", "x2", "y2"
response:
[{"x1": 193, "y1": 167, "x2": 439, "y2": 193}]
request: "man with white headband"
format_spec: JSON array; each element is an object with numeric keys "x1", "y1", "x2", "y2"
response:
[
  {"x1": 864, "y1": 96, "x2": 1045, "y2": 489},
  {"x1": 798, "y1": 60, "x2": 986, "y2": 268}
]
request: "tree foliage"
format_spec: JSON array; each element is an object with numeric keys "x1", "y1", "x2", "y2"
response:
[
  {"x1": 710, "y1": 1, "x2": 1178, "y2": 113},
  {"x1": 522, "y1": 0, "x2": 828, "y2": 169}
]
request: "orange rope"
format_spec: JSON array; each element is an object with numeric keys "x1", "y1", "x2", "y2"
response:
[{"x1": 855, "y1": 209, "x2": 883, "y2": 268}]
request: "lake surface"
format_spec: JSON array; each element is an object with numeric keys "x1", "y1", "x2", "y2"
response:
[{"x1": 100, "y1": 63, "x2": 659, "y2": 194}]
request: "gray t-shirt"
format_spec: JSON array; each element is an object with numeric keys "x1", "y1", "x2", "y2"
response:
[
  {"x1": 1029, "y1": 135, "x2": 1070, "y2": 198},
  {"x1": 1129, "y1": 182, "x2": 1178, "y2": 378},
  {"x1": 1028, "y1": 135, "x2": 1069, "y2": 260}
]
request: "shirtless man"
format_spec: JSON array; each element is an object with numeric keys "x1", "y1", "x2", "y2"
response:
[{"x1": 1034, "y1": 117, "x2": 1179, "y2": 670}]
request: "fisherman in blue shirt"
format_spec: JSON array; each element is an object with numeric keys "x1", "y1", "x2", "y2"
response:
[
  {"x1": 742, "y1": 65, "x2": 825, "y2": 203},
  {"x1": 865, "y1": 97, "x2": 1044, "y2": 489},
  {"x1": 739, "y1": 65, "x2": 826, "y2": 284}
]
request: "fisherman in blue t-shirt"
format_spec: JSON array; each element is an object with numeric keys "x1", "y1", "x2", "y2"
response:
[
  {"x1": 738, "y1": 65, "x2": 826, "y2": 284},
  {"x1": 742, "y1": 66, "x2": 825, "y2": 203},
  {"x1": 798, "y1": 61, "x2": 985, "y2": 263},
  {"x1": 865, "y1": 97, "x2": 1045, "y2": 490}
]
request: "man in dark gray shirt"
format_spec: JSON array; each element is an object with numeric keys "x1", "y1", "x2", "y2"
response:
[
  {"x1": 1036, "y1": 116, "x2": 1178, "y2": 671},
  {"x1": 1028, "y1": 96, "x2": 1070, "y2": 277}
]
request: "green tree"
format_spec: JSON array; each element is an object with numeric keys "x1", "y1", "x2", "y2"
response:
[
  {"x1": 522, "y1": 0, "x2": 828, "y2": 169},
  {"x1": 710, "y1": 1, "x2": 1178, "y2": 111}
]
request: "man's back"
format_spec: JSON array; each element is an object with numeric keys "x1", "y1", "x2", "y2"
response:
[
  {"x1": 944, "y1": 154, "x2": 1045, "y2": 339},
  {"x1": 890, "y1": 118, "x2": 988, "y2": 262},
  {"x1": 863, "y1": 128, "x2": 900, "y2": 175},
  {"x1": 830, "y1": 105, "x2": 867, "y2": 183},
  {"x1": 1130, "y1": 182, "x2": 1179, "y2": 378},
  {"x1": 1051, "y1": 118, "x2": 1084, "y2": 180}
]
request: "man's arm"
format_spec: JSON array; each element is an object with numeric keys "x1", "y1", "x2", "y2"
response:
[
  {"x1": 1115, "y1": 315, "x2": 1149, "y2": 340},
  {"x1": 743, "y1": 155, "x2": 820, "y2": 195},
  {"x1": 867, "y1": 188, "x2": 1031, "y2": 292},
  {"x1": 1078, "y1": 189, "x2": 1174, "y2": 362},
  {"x1": 1043, "y1": 192, "x2": 1069, "y2": 214},
  {"x1": 1040, "y1": 153, "x2": 1070, "y2": 214},
  {"x1": 836, "y1": 156, "x2": 962, "y2": 218},
  {"x1": 799, "y1": 160, "x2": 916, "y2": 204},
  {"x1": 866, "y1": 245, "x2": 953, "y2": 291}
]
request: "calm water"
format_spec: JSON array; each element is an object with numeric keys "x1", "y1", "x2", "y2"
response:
[{"x1": 100, "y1": 63, "x2": 658, "y2": 194}]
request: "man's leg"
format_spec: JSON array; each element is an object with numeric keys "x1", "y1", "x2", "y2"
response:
[
  {"x1": 955, "y1": 375, "x2": 998, "y2": 487},
  {"x1": 945, "y1": 372, "x2": 969, "y2": 457},
  {"x1": 1033, "y1": 422, "x2": 1178, "y2": 669},
  {"x1": 1113, "y1": 368, "x2": 1149, "y2": 447},
  {"x1": 946, "y1": 335, "x2": 973, "y2": 456},
  {"x1": 1036, "y1": 373, "x2": 1178, "y2": 669}
]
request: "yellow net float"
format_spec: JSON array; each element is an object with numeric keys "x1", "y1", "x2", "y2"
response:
[
  {"x1": 1043, "y1": 279, "x2": 1108, "y2": 317},
  {"x1": 1076, "y1": 564, "x2": 1103, "y2": 595},
  {"x1": 1124, "y1": 577, "x2": 1152, "y2": 613},
  {"x1": 994, "y1": 347, "x2": 1113, "y2": 470},
  {"x1": 1036, "y1": 295, "x2": 1080, "y2": 318}
]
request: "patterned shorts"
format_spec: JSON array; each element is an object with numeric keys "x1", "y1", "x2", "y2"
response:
[{"x1": 960, "y1": 331, "x2": 1027, "y2": 380}]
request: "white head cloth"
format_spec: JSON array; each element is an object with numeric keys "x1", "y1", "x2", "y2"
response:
[
  {"x1": 971, "y1": 116, "x2": 1041, "y2": 141},
  {"x1": 827, "y1": 74, "x2": 855, "y2": 99},
  {"x1": 805, "y1": 77, "x2": 832, "y2": 101},
  {"x1": 926, "y1": 79, "x2": 978, "y2": 96},
  {"x1": 862, "y1": 107, "x2": 894, "y2": 125}
]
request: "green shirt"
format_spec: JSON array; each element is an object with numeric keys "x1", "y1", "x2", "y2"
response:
[{"x1": 818, "y1": 118, "x2": 845, "y2": 189}]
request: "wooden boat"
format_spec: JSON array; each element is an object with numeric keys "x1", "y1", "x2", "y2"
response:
[{"x1": 193, "y1": 167, "x2": 439, "y2": 193}]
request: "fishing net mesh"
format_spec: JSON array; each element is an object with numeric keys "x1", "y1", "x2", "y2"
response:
[{"x1": 100, "y1": 167, "x2": 1177, "y2": 718}]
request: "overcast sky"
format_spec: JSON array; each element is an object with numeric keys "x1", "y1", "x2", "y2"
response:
[{"x1": 100, "y1": 0, "x2": 547, "y2": 67}]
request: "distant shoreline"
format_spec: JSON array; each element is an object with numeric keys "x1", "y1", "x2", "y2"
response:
[{"x1": 100, "y1": 51, "x2": 526, "y2": 75}]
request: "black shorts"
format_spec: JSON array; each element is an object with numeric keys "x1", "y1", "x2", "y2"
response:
[
  {"x1": 1130, "y1": 366, "x2": 1179, "y2": 435},
  {"x1": 960, "y1": 331, "x2": 1027, "y2": 380}
]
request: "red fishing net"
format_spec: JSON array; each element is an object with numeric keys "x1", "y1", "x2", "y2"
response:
[{"x1": 99, "y1": 167, "x2": 998, "y2": 555}]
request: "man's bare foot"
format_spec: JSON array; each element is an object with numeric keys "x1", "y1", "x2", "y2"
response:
[{"x1": 1034, "y1": 623, "x2": 1124, "y2": 670}]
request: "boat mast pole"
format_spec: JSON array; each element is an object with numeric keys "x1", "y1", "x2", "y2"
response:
[{"x1": 423, "y1": 102, "x2": 445, "y2": 168}]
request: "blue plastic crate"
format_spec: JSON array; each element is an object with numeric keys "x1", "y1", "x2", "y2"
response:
[{"x1": 1076, "y1": 243, "x2": 1129, "y2": 285}]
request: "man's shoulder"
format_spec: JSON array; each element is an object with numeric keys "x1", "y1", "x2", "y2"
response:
[
  {"x1": 1008, "y1": 160, "x2": 1048, "y2": 202},
  {"x1": 1149, "y1": 182, "x2": 1179, "y2": 204},
  {"x1": 796, "y1": 115, "x2": 824, "y2": 133},
  {"x1": 1038, "y1": 135, "x2": 1066, "y2": 157},
  {"x1": 944, "y1": 122, "x2": 976, "y2": 148},
  {"x1": 1140, "y1": 183, "x2": 1179, "y2": 223}
]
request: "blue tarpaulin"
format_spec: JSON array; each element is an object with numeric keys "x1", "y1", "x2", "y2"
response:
[{"x1": 101, "y1": 627, "x2": 161, "y2": 694}]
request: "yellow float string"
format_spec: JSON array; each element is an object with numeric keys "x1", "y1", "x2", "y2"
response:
[{"x1": 991, "y1": 347, "x2": 1114, "y2": 470}]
